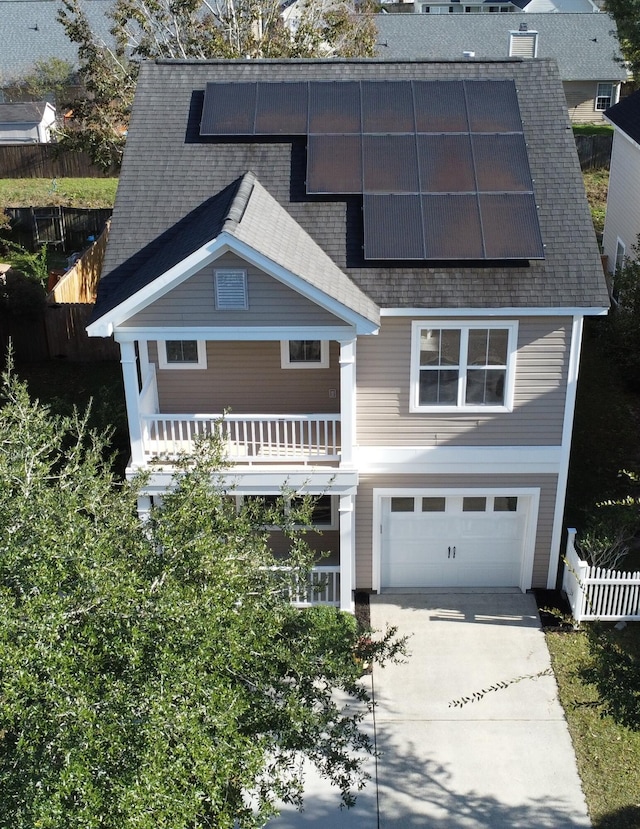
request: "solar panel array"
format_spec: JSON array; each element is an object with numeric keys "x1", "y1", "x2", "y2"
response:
[{"x1": 201, "y1": 80, "x2": 544, "y2": 261}]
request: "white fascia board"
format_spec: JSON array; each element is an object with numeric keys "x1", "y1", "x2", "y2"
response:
[
  {"x1": 87, "y1": 238, "x2": 233, "y2": 337},
  {"x1": 605, "y1": 120, "x2": 640, "y2": 155},
  {"x1": 228, "y1": 236, "x2": 379, "y2": 335},
  {"x1": 354, "y1": 445, "x2": 562, "y2": 474},
  {"x1": 114, "y1": 325, "x2": 357, "y2": 343},
  {"x1": 133, "y1": 467, "x2": 358, "y2": 495},
  {"x1": 380, "y1": 307, "x2": 608, "y2": 317}
]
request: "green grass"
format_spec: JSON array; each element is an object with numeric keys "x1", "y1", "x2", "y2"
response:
[
  {"x1": 573, "y1": 124, "x2": 614, "y2": 136},
  {"x1": 546, "y1": 626, "x2": 640, "y2": 829},
  {"x1": 582, "y1": 168, "x2": 609, "y2": 236},
  {"x1": 0, "y1": 178, "x2": 118, "y2": 208}
]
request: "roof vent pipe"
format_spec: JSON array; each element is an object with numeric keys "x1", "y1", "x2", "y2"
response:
[
  {"x1": 463, "y1": 50, "x2": 475, "y2": 58},
  {"x1": 519, "y1": 22, "x2": 528, "y2": 31}
]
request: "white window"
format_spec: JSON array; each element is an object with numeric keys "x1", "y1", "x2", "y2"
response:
[
  {"x1": 158, "y1": 340, "x2": 207, "y2": 369},
  {"x1": 280, "y1": 340, "x2": 329, "y2": 369},
  {"x1": 614, "y1": 239, "x2": 626, "y2": 274},
  {"x1": 214, "y1": 269, "x2": 247, "y2": 310},
  {"x1": 410, "y1": 321, "x2": 517, "y2": 412},
  {"x1": 595, "y1": 83, "x2": 614, "y2": 112}
]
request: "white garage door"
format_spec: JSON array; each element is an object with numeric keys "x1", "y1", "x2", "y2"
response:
[{"x1": 381, "y1": 493, "x2": 528, "y2": 588}]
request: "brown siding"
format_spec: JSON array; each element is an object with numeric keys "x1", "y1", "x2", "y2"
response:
[
  {"x1": 354, "y1": 473, "x2": 558, "y2": 590},
  {"x1": 356, "y1": 316, "x2": 569, "y2": 447},
  {"x1": 151, "y1": 340, "x2": 341, "y2": 414},
  {"x1": 123, "y1": 253, "x2": 348, "y2": 329},
  {"x1": 269, "y1": 530, "x2": 339, "y2": 564}
]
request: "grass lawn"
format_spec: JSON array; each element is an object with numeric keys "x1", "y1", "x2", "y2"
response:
[
  {"x1": 0, "y1": 178, "x2": 118, "y2": 209},
  {"x1": 573, "y1": 124, "x2": 614, "y2": 136},
  {"x1": 546, "y1": 625, "x2": 640, "y2": 829}
]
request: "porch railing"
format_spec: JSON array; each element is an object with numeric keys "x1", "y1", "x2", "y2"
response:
[
  {"x1": 266, "y1": 565, "x2": 341, "y2": 607},
  {"x1": 563, "y1": 528, "x2": 640, "y2": 622},
  {"x1": 140, "y1": 412, "x2": 340, "y2": 464}
]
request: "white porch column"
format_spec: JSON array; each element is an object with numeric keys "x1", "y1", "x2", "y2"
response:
[
  {"x1": 339, "y1": 339, "x2": 357, "y2": 467},
  {"x1": 119, "y1": 339, "x2": 145, "y2": 468},
  {"x1": 138, "y1": 339, "x2": 150, "y2": 385},
  {"x1": 339, "y1": 493, "x2": 355, "y2": 613}
]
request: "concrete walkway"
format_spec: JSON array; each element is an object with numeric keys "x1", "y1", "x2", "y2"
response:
[{"x1": 272, "y1": 589, "x2": 591, "y2": 828}]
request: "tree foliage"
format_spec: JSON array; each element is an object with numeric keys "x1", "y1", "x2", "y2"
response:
[
  {"x1": 11, "y1": 58, "x2": 77, "y2": 107},
  {"x1": 57, "y1": 0, "x2": 378, "y2": 169},
  {"x1": 605, "y1": 0, "x2": 640, "y2": 84},
  {"x1": 0, "y1": 370, "x2": 404, "y2": 829}
]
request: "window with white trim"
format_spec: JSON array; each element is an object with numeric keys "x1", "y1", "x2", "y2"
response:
[
  {"x1": 410, "y1": 321, "x2": 517, "y2": 412},
  {"x1": 595, "y1": 83, "x2": 614, "y2": 111},
  {"x1": 214, "y1": 268, "x2": 247, "y2": 309},
  {"x1": 158, "y1": 340, "x2": 207, "y2": 369},
  {"x1": 280, "y1": 340, "x2": 329, "y2": 369},
  {"x1": 614, "y1": 239, "x2": 626, "y2": 275}
]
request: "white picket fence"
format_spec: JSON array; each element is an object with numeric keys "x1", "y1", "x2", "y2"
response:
[{"x1": 563, "y1": 528, "x2": 640, "y2": 622}]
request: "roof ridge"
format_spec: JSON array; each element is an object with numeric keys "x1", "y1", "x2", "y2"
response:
[{"x1": 222, "y1": 171, "x2": 256, "y2": 233}]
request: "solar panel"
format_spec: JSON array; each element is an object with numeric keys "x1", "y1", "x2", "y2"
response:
[
  {"x1": 422, "y1": 195, "x2": 484, "y2": 259},
  {"x1": 465, "y1": 80, "x2": 523, "y2": 133},
  {"x1": 363, "y1": 134, "x2": 419, "y2": 194},
  {"x1": 413, "y1": 81, "x2": 468, "y2": 133},
  {"x1": 361, "y1": 81, "x2": 415, "y2": 133},
  {"x1": 479, "y1": 193, "x2": 544, "y2": 259},
  {"x1": 418, "y1": 134, "x2": 475, "y2": 193},
  {"x1": 307, "y1": 134, "x2": 362, "y2": 194},
  {"x1": 255, "y1": 82, "x2": 308, "y2": 135},
  {"x1": 308, "y1": 81, "x2": 361, "y2": 134},
  {"x1": 200, "y1": 82, "x2": 257, "y2": 135},
  {"x1": 364, "y1": 195, "x2": 424, "y2": 259},
  {"x1": 472, "y1": 134, "x2": 532, "y2": 192}
]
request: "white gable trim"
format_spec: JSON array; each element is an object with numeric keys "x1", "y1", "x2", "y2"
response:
[
  {"x1": 88, "y1": 232, "x2": 379, "y2": 337},
  {"x1": 114, "y1": 325, "x2": 357, "y2": 342},
  {"x1": 380, "y1": 306, "x2": 608, "y2": 317}
]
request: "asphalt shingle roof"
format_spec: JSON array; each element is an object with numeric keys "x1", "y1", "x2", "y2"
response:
[
  {"x1": 0, "y1": 100, "x2": 50, "y2": 123},
  {"x1": 376, "y1": 13, "x2": 626, "y2": 81},
  {"x1": 0, "y1": 0, "x2": 113, "y2": 82},
  {"x1": 605, "y1": 88, "x2": 640, "y2": 143},
  {"x1": 95, "y1": 58, "x2": 609, "y2": 317}
]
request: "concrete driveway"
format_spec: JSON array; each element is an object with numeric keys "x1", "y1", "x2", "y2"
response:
[{"x1": 272, "y1": 589, "x2": 591, "y2": 828}]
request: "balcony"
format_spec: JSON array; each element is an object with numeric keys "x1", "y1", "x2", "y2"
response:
[{"x1": 137, "y1": 365, "x2": 340, "y2": 465}]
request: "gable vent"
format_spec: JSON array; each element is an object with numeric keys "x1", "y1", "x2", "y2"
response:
[
  {"x1": 509, "y1": 31, "x2": 537, "y2": 58},
  {"x1": 215, "y1": 269, "x2": 248, "y2": 310}
]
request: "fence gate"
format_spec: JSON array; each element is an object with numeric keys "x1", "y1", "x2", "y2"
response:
[{"x1": 32, "y1": 207, "x2": 65, "y2": 248}]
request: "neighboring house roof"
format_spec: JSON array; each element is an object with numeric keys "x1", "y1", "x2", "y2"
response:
[
  {"x1": 604, "y1": 88, "x2": 640, "y2": 143},
  {"x1": 0, "y1": 100, "x2": 53, "y2": 124},
  {"x1": 0, "y1": 0, "x2": 113, "y2": 83},
  {"x1": 92, "y1": 58, "x2": 608, "y2": 328},
  {"x1": 376, "y1": 13, "x2": 627, "y2": 81}
]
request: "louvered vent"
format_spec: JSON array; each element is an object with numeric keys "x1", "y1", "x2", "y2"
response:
[{"x1": 215, "y1": 269, "x2": 247, "y2": 310}]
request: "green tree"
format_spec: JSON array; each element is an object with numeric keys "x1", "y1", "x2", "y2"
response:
[
  {"x1": 605, "y1": 0, "x2": 640, "y2": 84},
  {"x1": 57, "y1": 0, "x2": 378, "y2": 169},
  {"x1": 13, "y1": 57, "x2": 77, "y2": 107},
  {"x1": 0, "y1": 369, "x2": 404, "y2": 829}
]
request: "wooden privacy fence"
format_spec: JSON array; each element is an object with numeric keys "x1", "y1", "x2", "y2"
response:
[
  {"x1": 0, "y1": 144, "x2": 117, "y2": 178},
  {"x1": 5, "y1": 207, "x2": 112, "y2": 253},
  {"x1": 563, "y1": 528, "x2": 640, "y2": 622},
  {"x1": 574, "y1": 134, "x2": 613, "y2": 171}
]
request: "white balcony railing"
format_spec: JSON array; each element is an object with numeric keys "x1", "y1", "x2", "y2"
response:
[
  {"x1": 265, "y1": 565, "x2": 341, "y2": 607},
  {"x1": 140, "y1": 413, "x2": 341, "y2": 464}
]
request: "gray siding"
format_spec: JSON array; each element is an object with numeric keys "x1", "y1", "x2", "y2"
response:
[
  {"x1": 602, "y1": 131, "x2": 640, "y2": 271},
  {"x1": 151, "y1": 340, "x2": 341, "y2": 414},
  {"x1": 356, "y1": 316, "x2": 570, "y2": 447},
  {"x1": 123, "y1": 253, "x2": 348, "y2": 329},
  {"x1": 355, "y1": 473, "x2": 558, "y2": 589},
  {"x1": 564, "y1": 81, "x2": 606, "y2": 123}
]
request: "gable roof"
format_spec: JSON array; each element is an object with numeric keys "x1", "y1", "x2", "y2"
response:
[
  {"x1": 0, "y1": 0, "x2": 113, "y2": 83},
  {"x1": 604, "y1": 89, "x2": 640, "y2": 144},
  {"x1": 376, "y1": 13, "x2": 627, "y2": 81},
  {"x1": 93, "y1": 58, "x2": 608, "y2": 324},
  {"x1": 0, "y1": 101, "x2": 52, "y2": 124}
]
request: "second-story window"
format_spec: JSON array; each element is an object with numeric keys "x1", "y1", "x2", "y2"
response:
[
  {"x1": 595, "y1": 83, "x2": 614, "y2": 111},
  {"x1": 410, "y1": 321, "x2": 517, "y2": 412},
  {"x1": 280, "y1": 340, "x2": 329, "y2": 369}
]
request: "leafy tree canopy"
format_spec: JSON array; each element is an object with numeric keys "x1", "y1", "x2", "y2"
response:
[
  {"x1": 57, "y1": 0, "x2": 378, "y2": 169},
  {"x1": 0, "y1": 368, "x2": 404, "y2": 829},
  {"x1": 605, "y1": 0, "x2": 640, "y2": 84},
  {"x1": 11, "y1": 58, "x2": 77, "y2": 107}
]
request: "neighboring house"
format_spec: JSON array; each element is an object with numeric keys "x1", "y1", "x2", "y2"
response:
[
  {"x1": 377, "y1": 13, "x2": 627, "y2": 121},
  {"x1": 0, "y1": 101, "x2": 56, "y2": 142},
  {"x1": 0, "y1": 1, "x2": 113, "y2": 101},
  {"x1": 87, "y1": 58, "x2": 608, "y2": 612},
  {"x1": 413, "y1": 0, "x2": 599, "y2": 12},
  {"x1": 602, "y1": 90, "x2": 640, "y2": 274}
]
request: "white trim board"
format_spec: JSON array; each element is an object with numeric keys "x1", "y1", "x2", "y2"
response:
[
  {"x1": 380, "y1": 307, "x2": 608, "y2": 317},
  {"x1": 371, "y1": 486, "x2": 540, "y2": 593},
  {"x1": 354, "y1": 445, "x2": 563, "y2": 474},
  {"x1": 114, "y1": 326, "x2": 358, "y2": 343}
]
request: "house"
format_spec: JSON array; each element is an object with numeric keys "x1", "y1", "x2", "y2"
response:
[
  {"x1": 602, "y1": 90, "x2": 640, "y2": 274},
  {"x1": 377, "y1": 13, "x2": 627, "y2": 121},
  {"x1": 412, "y1": 0, "x2": 600, "y2": 13},
  {"x1": 0, "y1": 0, "x2": 113, "y2": 103},
  {"x1": 0, "y1": 101, "x2": 56, "y2": 143},
  {"x1": 87, "y1": 58, "x2": 608, "y2": 611}
]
